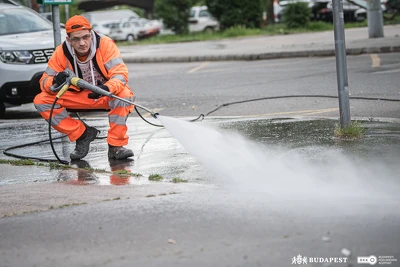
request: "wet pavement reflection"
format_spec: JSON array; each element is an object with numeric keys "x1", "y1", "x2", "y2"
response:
[{"x1": 1, "y1": 116, "x2": 399, "y2": 187}]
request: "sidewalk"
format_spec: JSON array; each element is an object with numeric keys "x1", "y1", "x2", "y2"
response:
[{"x1": 118, "y1": 25, "x2": 400, "y2": 63}]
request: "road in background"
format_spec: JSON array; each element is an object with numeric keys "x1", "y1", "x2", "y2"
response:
[
  {"x1": 1, "y1": 53, "x2": 400, "y2": 267},
  {"x1": 129, "y1": 52, "x2": 400, "y2": 119},
  {"x1": 5, "y1": 52, "x2": 399, "y2": 120}
]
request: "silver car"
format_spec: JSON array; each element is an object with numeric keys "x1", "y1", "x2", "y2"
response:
[{"x1": 0, "y1": 2, "x2": 62, "y2": 118}]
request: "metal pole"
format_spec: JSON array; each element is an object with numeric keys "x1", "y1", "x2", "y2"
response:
[
  {"x1": 65, "y1": 4, "x2": 70, "y2": 20},
  {"x1": 367, "y1": 0, "x2": 384, "y2": 38},
  {"x1": 52, "y1": 5, "x2": 62, "y2": 47},
  {"x1": 332, "y1": 0, "x2": 351, "y2": 128}
]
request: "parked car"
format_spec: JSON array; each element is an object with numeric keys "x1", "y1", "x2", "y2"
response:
[
  {"x1": 0, "y1": 3, "x2": 65, "y2": 118},
  {"x1": 275, "y1": 0, "x2": 385, "y2": 23},
  {"x1": 189, "y1": 6, "x2": 220, "y2": 33},
  {"x1": 81, "y1": 9, "x2": 139, "y2": 25},
  {"x1": 136, "y1": 18, "x2": 162, "y2": 39},
  {"x1": 349, "y1": 0, "x2": 388, "y2": 21},
  {"x1": 108, "y1": 19, "x2": 142, "y2": 42},
  {"x1": 92, "y1": 20, "x2": 117, "y2": 36}
]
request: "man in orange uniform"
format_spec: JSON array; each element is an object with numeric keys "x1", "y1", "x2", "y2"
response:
[{"x1": 34, "y1": 15, "x2": 134, "y2": 160}]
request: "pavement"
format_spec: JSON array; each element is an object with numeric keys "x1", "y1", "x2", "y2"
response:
[
  {"x1": 118, "y1": 24, "x2": 400, "y2": 63},
  {"x1": 0, "y1": 25, "x2": 400, "y2": 267}
]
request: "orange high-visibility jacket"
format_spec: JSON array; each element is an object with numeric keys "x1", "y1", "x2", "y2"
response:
[{"x1": 40, "y1": 31, "x2": 130, "y2": 95}]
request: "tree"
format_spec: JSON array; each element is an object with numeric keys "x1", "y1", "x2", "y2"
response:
[
  {"x1": 155, "y1": 0, "x2": 194, "y2": 34},
  {"x1": 282, "y1": 2, "x2": 311, "y2": 28},
  {"x1": 205, "y1": 0, "x2": 263, "y2": 29}
]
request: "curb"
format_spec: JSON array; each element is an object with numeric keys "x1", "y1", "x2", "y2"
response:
[{"x1": 122, "y1": 45, "x2": 400, "y2": 63}]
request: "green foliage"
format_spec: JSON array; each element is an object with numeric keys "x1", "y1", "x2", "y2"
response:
[
  {"x1": 0, "y1": 159, "x2": 35, "y2": 166},
  {"x1": 155, "y1": 0, "x2": 194, "y2": 34},
  {"x1": 172, "y1": 178, "x2": 188, "y2": 183},
  {"x1": 114, "y1": 170, "x2": 132, "y2": 176},
  {"x1": 149, "y1": 174, "x2": 163, "y2": 181},
  {"x1": 282, "y1": 2, "x2": 311, "y2": 28},
  {"x1": 58, "y1": 3, "x2": 85, "y2": 23},
  {"x1": 205, "y1": 0, "x2": 263, "y2": 29}
]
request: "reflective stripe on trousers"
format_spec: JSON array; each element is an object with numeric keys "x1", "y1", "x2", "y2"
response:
[{"x1": 33, "y1": 88, "x2": 134, "y2": 146}]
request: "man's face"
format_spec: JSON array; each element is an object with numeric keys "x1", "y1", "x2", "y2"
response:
[{"x1": 67, "y1": 30, "x2": 92, "y2": 56}]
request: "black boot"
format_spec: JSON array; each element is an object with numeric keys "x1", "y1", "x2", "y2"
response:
[
  {"x1": 108, "y1": 145, "x2": 134, "y2": 160},
  {"x1": 70, "y1": 126, "x2": 99, "y2": 160}
]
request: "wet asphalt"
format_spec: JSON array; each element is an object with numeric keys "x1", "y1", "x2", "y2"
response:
[
  {"x1": 1, "y1": 26, "x2": 400, "y2": 266},
  {"x1": 1, "y1": 115, "x2": 400, "y2": 267}
]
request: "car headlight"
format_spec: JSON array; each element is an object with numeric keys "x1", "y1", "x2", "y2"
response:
[
  {"x1": 0, "y1": 50, "x2": 32, "y2": 64},
  {"x1": 0, "y1": 49, "x2": 53, "y2": 64}
]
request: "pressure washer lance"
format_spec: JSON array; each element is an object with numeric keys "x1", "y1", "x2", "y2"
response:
[
  {"x1": 46, "y1": 72, "x2": 160, "y2": 164},
  {"x1": 51, "y1": 73, "x2": 159, "y2": 119}
]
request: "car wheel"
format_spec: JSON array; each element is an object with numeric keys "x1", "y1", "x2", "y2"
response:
[
  {"x1": 356, "y1": 13, "x2": 367, "y2": 22},
  {"x1": 0, "y1": 101, "x2": 5, "y2": 119},
  {"x1": 126, "y1": 34, "x2": 135, "y2": 42},
  {"x1": 203, "y1": 27, "x2": 214, "y2": 34}
]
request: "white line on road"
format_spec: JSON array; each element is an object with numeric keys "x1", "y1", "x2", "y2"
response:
[
  {"x1": 240, "y1": 108, "x2": 339, "y2": 117},
  {"x1": 188, "y1": 62, "x2": 210, "y2": 74},
  {"x1": 372, "y1": 69, "x2": 400, "y2": 74},
  {"x1": 370, "y1": 54, "x2": 381, "y2": 68}
]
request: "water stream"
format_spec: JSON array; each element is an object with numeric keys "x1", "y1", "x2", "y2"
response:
[{"x1": 157, "y1": 115, "x2": 400, "y2": 200}]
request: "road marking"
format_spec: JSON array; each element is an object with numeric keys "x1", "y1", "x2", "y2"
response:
[
  {"x1": 241, "y1": 108, "x2": 339, "y2": 117},
  {"x1": 139, "y1": 108, "x2": 164, "y2": 117},
  {"x1": 188, "y1": 62, "x2": 210, "y2": 74},
  {"x1": 300, "y1": 108, "x2": 339, "y2": 116},
  {"x1": 372, "y1": 69, "x2": 400, "y2": 75},
  {"x1": 196, "y1": 58, "x2": 332, "y2": 74},
  {"x1": 370, "y1": 54, "x2": 380, "y2": 68}
]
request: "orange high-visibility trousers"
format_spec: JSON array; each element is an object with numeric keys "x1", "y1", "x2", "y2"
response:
[{"x1": 33, "y1": 88, "x2": 134, "y2": 146}]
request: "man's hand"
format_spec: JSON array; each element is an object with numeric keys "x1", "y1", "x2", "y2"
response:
[
  {"x1": 53, "y1": 71, "x2": 69, "y2": 85},
  {"x1": 88, "y1": 80, "x2": 110, "y2": 99}
]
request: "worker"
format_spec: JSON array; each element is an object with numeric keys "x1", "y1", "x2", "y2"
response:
[{"x1": 34, "y1": 15, "x2": 134, "y2": 160}]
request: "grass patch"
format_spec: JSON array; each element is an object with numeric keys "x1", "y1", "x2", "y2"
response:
[
  {"x1": 172, "y1": 178, "x2": 188, "y2": 183},
  {"x1": 148, "y1": 174, "x2": 163, "y2": 181},
  {"x1": 334, "y1": 121, "x2": 366, "y2": 139},
  {"x1": 0, "y1": 159, "x2": 35, "y2": 166},
  {"x1": 113, "y1": 170, "x2": 143, "y2": 177},
  {"x1": 49, "y1": 162, "x2": 72, "y2": 170},
  {"x1": 113, "y1": 170, "x2": 132, "y2": 176}
]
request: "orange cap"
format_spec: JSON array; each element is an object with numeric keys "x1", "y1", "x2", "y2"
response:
[{"x1": 65, "y1": 15, "x2": 92, "y2": 34}]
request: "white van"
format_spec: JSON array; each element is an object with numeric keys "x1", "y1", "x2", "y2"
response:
[
  {"x1": 189, "y1": 6, "x2": 220, "y2": 33},
  {"x1": 81, "y1": 9, "x2": 139, "y2": 24}
]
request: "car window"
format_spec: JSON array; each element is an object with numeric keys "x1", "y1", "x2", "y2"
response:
[
  {"x1": 0, "y1": 7, "x2": 52, "y2": 35},
  {"x1": 131, "y1": 21, "x2": 140, "y2": 27},
  {"x1": 199, "y1": 10, "x2": 211, "y2": 18},
  {"x1": 189, "y1": 9, "x2": 196, "y2": 18}
]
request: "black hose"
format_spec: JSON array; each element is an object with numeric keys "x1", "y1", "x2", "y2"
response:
[
  {"x1": 134, "y1": 106, "x2": 163, "y2": 127},
  {"x1": 205, "y1": 95, "x2": 400, "y2": 116},
  {"x1": 3, "y1": 135, "x2": 65, "y2": 162},
  {"x1": 48, "y1": 97, "x2": 69, "y2": 165}
]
